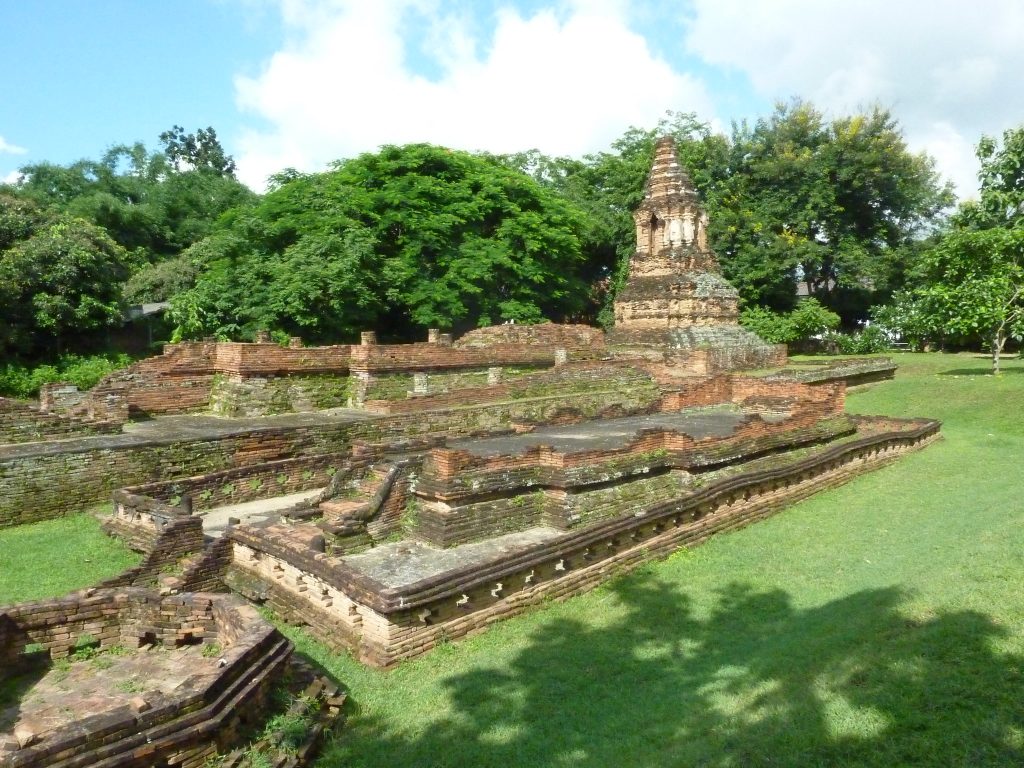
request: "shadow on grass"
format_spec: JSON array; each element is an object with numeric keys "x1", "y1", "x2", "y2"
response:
[
  {"x1": 325, "y1": 572, "x2": 1024, "y2": 767},
  {"x1": 937, "y1": 367, "x2": 1024, "y2": 376}
]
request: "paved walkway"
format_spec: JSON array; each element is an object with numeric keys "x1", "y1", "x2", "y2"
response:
[{"x1": 199, "y1": 488, "x2": 324, "y2": 537}]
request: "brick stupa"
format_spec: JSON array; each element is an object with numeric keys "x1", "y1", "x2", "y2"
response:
[{"x1": 609, "y1": 136, "x2": 783, "y2": 371}]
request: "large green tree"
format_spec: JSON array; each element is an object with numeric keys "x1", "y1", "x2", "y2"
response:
[
  {"x1": 716, "y1": 102, "x2": 953, "y2": 319},
  {"x1": 170, "y1": 144, "x2": 590, "y2": 342},
  {"x1": 913, "y1": 228, "x2": 1024, "y2": 371},
  {"x1": 896, "y1": 126, "x2": 1024, "y2": 372},
  {"x1": 0, "y1": 200, "x2": 134, "y2": 355},
  {"x1": 6, "y1": 128, "x2": 254, "y2": 268}
]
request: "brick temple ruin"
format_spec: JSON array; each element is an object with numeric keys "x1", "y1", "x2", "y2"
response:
[{"x1": 0, "y1": 137, "x2": 930, "y2": 759}]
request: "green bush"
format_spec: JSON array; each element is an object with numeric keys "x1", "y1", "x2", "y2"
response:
[
  {"x1": 739, "y1": 298, "x2": 840, "y2": 346},
  {"x1": 738, "y1": 305, "x2": 793, "y2": 343},
  {"x1": 0, "y1": 352, "x2": 135, "y2": 399},
  {"x1": 826, "y1": 326, "x2": 891, "y2": 354}
]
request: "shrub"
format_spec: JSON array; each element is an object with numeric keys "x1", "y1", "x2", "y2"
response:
[
  {"x1": 825, "y1": 326, "x2": 891, "y2": 354},
  {"x1": 738, "y1": 305, "x2": 793, "y2": 344},
  {"x1": 739, "y1": 299, "x2": 840, "y2": 347},
  {"x1": 0, "y1": 352, "x2": 135, "y2": 399}
]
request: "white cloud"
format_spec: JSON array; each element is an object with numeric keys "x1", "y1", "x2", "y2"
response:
[
  {"x1": 0, "y1": 136, "x2": 27, "y2": 155},
  {"x1": 684, "y1": 0, "x2": 1024, "y2": 198},
  {"x1": 2, "y1": 170, "x2": 23, "y2": 185},
  {"x1": 233, "y1": 0, "x2": 713, "y2": 190}
]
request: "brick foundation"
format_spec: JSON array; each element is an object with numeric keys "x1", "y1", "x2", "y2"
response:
[
  {"x1": 226, "y1": 416, "x2": 939, "y2": 666},
  {"x1": 0, "y1": 589, "x2": 291, "y2": 768}
]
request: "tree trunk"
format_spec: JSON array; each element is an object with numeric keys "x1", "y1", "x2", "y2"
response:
[{"x1": 992, "y1": 330, "x2": 1006, "y2": 374}]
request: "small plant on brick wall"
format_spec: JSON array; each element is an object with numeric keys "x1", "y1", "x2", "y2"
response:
[{"x1": 201, "y1": 642, "x2": 222, "y2": 659}]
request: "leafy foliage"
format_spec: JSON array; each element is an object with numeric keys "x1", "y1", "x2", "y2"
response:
[
  {"x1": 739, "y1": 298, "x2": 840, "y2": 346},
  {"x1": 896, "y1": 125, "x2": 1024, "y2": 371},
  {"x1": 11, "y1": 141, "x2": 253, "y2": 262},
  {"x1": 0, "y1": 352, "x2": 135, "y2": 398},
  {"x1": 824, "y1": 325, "x2": 891, "y2": 354},
  {"x1": 915, "y1": 228, "x2": 1024, "y2": 367},
  {"x1": 159, "y1": 125, "x2": 237, "y2": 177},
  {"x1": 172, "y1": 144, "x2": 590, "y2": 341},
  {"x1": 0, "y1": 208, "x2": 135, "y2": 354},
  {"x1": 122, "y1": 252, "x2": 200, "y2": 304},
  {"x1": 715, "y1": 102, "x2": 953, "y2": 318}
]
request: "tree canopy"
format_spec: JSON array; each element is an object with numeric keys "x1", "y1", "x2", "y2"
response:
[
  {"x1": 0, "y1": 197, "x2": 134, "y2": 355},
  {"x1": 0, "y1": 107, "x2": 972, "y2": 359},
  {"x1": 170, "y1": 144, "x2": 591, "y2": 342},
  {"x1": 501, "y1": 103, "x2": 952, "y2": 326},
  {"x1": 7, "y1": 130, "x2": 253, "y2": 265},
  {"x1": 888, "y1": 125, "x2": 1024, "y2": 371}
]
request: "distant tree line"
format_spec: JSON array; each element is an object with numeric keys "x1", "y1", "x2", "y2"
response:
[{"x1": 2, "y1": 105, "x2": 1019, "y2": 370}]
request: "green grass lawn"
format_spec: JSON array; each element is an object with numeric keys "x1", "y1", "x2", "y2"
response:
[
  {"x1": 1, "y1": 353, "x2": 1021, "y2": 766},
  {"x1": 0, "y1": 509, "x2": 140, "y2": 604}
]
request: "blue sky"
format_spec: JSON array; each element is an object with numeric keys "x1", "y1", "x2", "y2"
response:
[{"x1": 3, "y1": 0, "x2": 1022, "y2": 195}]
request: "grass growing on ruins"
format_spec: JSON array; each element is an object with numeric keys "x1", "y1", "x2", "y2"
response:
[
  {"x1": 275, "y1": 352, "x2": 1024, "y2": 767},
  {"x1": 0, "y1": 510, "x2": 139, "y2": 604}
]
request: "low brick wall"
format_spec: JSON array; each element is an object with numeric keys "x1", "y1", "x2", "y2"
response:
[
  {"x1": 0, "y1": 420, "x2": 359, "y2": 529},
  {"x1": 0, "y1": 398, "x2": 119, "y2": 445},
  {"x1": 75, "y1": 334, "x2": 605, "y2": 418},
  {"x1": 116, "y1": 453, "x2": 346, "y2": 513},
  {"x1": 365, "y1": 362, "x2": 658, "y2": 415},
  {"x1": 454, "y1": 323, "x2": 605, "y2": 349},
  {"x1": 0, "y1": 589, "x2": 291, "y2": 768}
]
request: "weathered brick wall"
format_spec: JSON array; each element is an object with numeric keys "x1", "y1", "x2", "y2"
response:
[
  {"x1": 223, "y1": 417, "x2": 938, "y2": 666},
  {"x1": 370, "y1": 421, "x2": 942, "y2": 665},
  {"x1": 72, "y1": 335, "x2": 613, "y2": 417},
  {"x1": 210, "y1": 373, "x2": 353, "y2": 416},
  {"x1": 100, "y1": 514, "x2": 206, "y2": 587},
  {"x1": 0, "y1": 422, "x2": 358, "y2": 529},
  {"x1": 350, "y1": 341, "x2": 568, "y2": 373},
  {"x1": 658, "y1": 375, "x2": 845, "y2": 416},
  {"x1": 454, "y1": 323, "x2": 605, "y2": 349},
  {"x1": 212, "y1": 342, "x2": 351, "y2": 376},
  {"x1": 0, "y1": 398, "x2": 119, "y2": 445},
  {"x1": 415, "y1": 492, "x2": 547, "y2": 547},
  {"x1": 1, "y1": 369, "x2": 667, "y2": 529},
  {"x1": 366, "y1": 361, "x2": 659, "y2": 415},
  {"x1": 118, "y1": 453, "x2": 346, "y2": 513},
  {"x1": 84, "y1": 342, "x2": 221, "y2": 417}
]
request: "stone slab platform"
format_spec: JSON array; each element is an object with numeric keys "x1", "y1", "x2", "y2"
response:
[
  {"x1": 447, "y1": 407, "x2": 757, "y2": 457},
  {"x1": 342, "y1": 527, "x2": 564, "y2": 589}
]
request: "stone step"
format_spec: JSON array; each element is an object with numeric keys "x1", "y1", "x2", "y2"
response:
[{"x1": 319, "y1": 499, "x2": 370, "y2": 517}]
